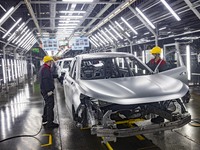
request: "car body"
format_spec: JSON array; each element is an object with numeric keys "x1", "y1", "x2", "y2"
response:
[
  {"x1": 56, "y1": 58, "x2": 73, "y2": 84},
  {"x1": 63, "y1": 52, "x2": 191, "y2": 142}
]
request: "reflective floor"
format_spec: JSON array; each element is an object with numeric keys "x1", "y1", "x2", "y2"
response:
[{"x1": 0, "y1": 78, "x2": 200, "y2": 150}]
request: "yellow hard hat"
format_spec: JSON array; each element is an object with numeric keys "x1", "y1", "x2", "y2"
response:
[
  {"x1": 43, "y1": 56, "x2": 54, "y2": 63},
  {"x1": 150, "y1": 46, "x2": 161, "y2": 54}
]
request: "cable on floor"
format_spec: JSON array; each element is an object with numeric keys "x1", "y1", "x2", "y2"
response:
[
  {"x1": 0, "y1": 102, "x2": 44, "y2": 143},
  {"x1": 0, "y1": 124, "x2": 43, "y2": 143},
  {"x1": 189, "y1": 118, "x2": 200, "y2": 127}
]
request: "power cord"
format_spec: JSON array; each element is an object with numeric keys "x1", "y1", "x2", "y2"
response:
[{"x1": 0, "y1": 102, "x2": 44, "y2": 143}]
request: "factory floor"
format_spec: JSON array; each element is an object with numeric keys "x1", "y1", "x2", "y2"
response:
[{"x1": 0, "y1": 78, "x2": 200, "y2": 150}]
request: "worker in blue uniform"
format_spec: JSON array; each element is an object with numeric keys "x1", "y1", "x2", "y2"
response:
[{"x1": 38, "y1": 56, "x2": 59, "y2": 128}]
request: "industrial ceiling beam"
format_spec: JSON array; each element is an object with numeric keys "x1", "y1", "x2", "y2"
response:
[
  {"x1": 184, "y1": 0, "x2": 200, "y2": 20},
  {"x1": 81, "y1": 3, "x2": 112, "y2": 35},
  {"x1": 50, "y1": 0, "x2": 56, "y2": 30},
  {"x1": 24, "y1": 0, "x2": 41, "y2": 35},
  {"x1": 29, "y1": 1, "x2": 121, "y2": 4},
  {"x1": 86, "y1": 0, "x2": 136, "y2": 35}
]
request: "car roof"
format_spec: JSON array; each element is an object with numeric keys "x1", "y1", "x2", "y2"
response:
[
  {"x1": 76, "y1": 52, "x2": 134, "y2": 59},
  {"x1": 57, "y1": 57, "x2": 73, "y2": 62}
]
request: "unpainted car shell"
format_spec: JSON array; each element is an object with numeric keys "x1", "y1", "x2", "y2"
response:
[{"x1": 63, "y1": 52, "x2": 191, "y2": 142}]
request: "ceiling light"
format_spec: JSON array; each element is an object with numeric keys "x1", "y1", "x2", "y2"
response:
[
  {"x1": 15, "y1": 29, "x2": 30, "y2": 44},
  {"x1": 160, "y1": 0, "x2": 181, "y2": 21},
  {"x1": 58, "y1": 23, "x2": 78, "y2": 26},
  {"x1": 89, "y1": 37, "x2": 100, "y2": 47},
  {"x1": 95, "y1": 34, "x2": 106, "y2": 45},
  {"x1": 60, "y1": 16, "x2": 83, "y2": 18},
  {"x1": 59, "y1": 11, "x2": 86, "y2": 14},
  {"x1": 21, "y1": 35, "x2": 34, "y2": 48},
  {"x1": 109, "y1": 25, "x2": 123, "y2": 39},
  {"x1": 121, "y1": 17, "x2": 138, "y2": 35},
  {"x1": 125, "y1": 32, "x2": 130, "y2": 37},
  {"x1": 2, "y1": 18, "x2": 22, "y2": 39},
  {"x1": 89, "y1": 39, "x2": 97, "y2": 48},
  {"x1": 144, "y1": 32, "x2": 150, "y2": 35},
  {"x1": 0, "y1": 7, "x2": 14, "y2": 24},
  {"x1": 97, "y1": 32, "x2": 109, "y2": 44},
  {"x1": 100, "y1": 30, "x2": 113, "y2": 43},
  {"x1": 136, "y1": 7, "x2": 155, "y2": 29},
  {"x1": 115, "y1": 21, "x2": 124, "y2": 31},
  {"x1": 105, "y1": 27, "x2": 118, "y2": 41},
  {"x1": 18, "y1": 32, "x2": 32, "y2": 46},
  {"x1": 7, "y1": 22, "x2": 25, "y2": 41},
  {"x1": 12, "y1": 26, "x2": 28, "y2": 43},
  {"x1": 57, "y1": 26, "x2": 76, "y2": 29},
  {"x1": 159, "y1": 27, "x2": 166, "y2": 30},
  {"x1": 59, "y1": 20, "x2": 80, "y2": 23},
  {"x1": 186, "y1": 45, "x2": 191, "y2": 80},
  {"x1": 91, "y1": 36, "x2": 103, "y2": 46}
]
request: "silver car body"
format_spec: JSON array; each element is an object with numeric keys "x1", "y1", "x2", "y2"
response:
[{"x1": 63, "y1": 52, "x2": 190, "y2": 142}]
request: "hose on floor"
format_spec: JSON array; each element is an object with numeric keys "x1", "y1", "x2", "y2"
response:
[
  {"x1": 0, "y1": 123, "x2": 43, "y2": 143},
  {"x1": 189, "y1": 118, "x2": 200, "y2": 127},
  {"x1": 0, "y1": 102, "x2": 44, "y2": 143}
]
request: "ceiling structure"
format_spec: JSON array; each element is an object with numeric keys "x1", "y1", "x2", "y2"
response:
[{"x1": 0, "y1": 0, "x2": 200, "y2": 55}]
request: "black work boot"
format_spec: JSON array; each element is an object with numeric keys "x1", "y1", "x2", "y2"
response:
[
  {"x1": 151, "y1": 116, "x2": 164, "y2": 124},
  {"x1": 45, "y1": 122, "x2": 59, "y2": 129}
]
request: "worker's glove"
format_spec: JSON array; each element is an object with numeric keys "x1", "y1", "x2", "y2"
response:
[{"x1": 47, "y1": 91, "x2": 54, "y2": 96}]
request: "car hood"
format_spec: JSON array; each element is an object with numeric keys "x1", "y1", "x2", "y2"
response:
[{"x1": 78, "y1": 74, "x2": 188, "y2": 105}]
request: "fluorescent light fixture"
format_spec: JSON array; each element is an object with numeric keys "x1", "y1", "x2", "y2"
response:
[
  {"x1": 89, "y1": 39, "x2": 97, "y2": 48},
  {"x1": 133, "y1": 36, "x2": 137, "y2": 38},
  {"x1": 60, "y1": 16, "x2": 83, "y2": 18},
  {"x1": 142, "y1": 51, "x2": 146, "y2": 74},
  {"x1": 105, "y1": 27, "x2": 118, "y2": 41},
  {"x1": 144, "y1": 32, "x2": 150, "y2": 35},
  {"x1": 97, "y1": 32, "x2": 109, "y2": 44},
  {"x1": 115, "y1": 21, "x2": 124, "y2": 31},
  {"x1": 59, "y1": 20, "x2": 80, "y2": 23},
  {"x1": 21, "y1": 35, "x2": 33, "y2": 48},
  {"x1": 57, "y1": 26, "x2": 76, "y2": 29},
  {"x1": 25, "y1": 39, "x2": 36, "y2": 50},
  {"x1": 12, "y1": 26, "x2": 28, "y2": 43},
  {"x1": 23, "y1": 38, "x2": 35, "y2": 49},
  {"x1": 59, "y1": 11, "x2": 86, "y2": 14},
  {"x1": 7, "y1": 22, "x2": 25, "y2": 41},
  {"x1": 11, "y1": 59, "x2": 14, "y2": 80},
  {"x1": 91, "y1": 36, "x2": 103, "y2": 46},
  {"x1": 134, "y1": 52, "x2": 138, "y2": 73},
  {"x1": 160, "y1": 0, "x2": 181, "y2": 21},
  {"x1": 0, "y1": 7, "x2": 14, "y2": 24},
  {"x1": 7, "y1": 59, "x2": 11, "y2": 81},
  {"x1": 2, "y1": 18, "x2": 22, "y2": 39},
  {"x1": 14, "y1": 59, "x2": 17, "y2": 79},
  {"x1": 121, "y1": 17, "x2": 138, "y2": 35},
  {"x1": 95, "y1": 34, "x2": 106, "y2": 45},
  {"x1": 18, "y1": 32, "x2": 32, "y2": 46},
  {"x1": 2, "y1": 59, "x2": 6, "y2": 83},
  {"x1": 159, "y1": 26, "x2": 166, "y2": 31},
  {"x1": 58, "y1": 23, "x2": 78, "y2": 26},
  {"x1": 186, "y1": 45, "x2": 191, "y2": 80},
  {"x1": 28, "y1": 40, "x2": 37, "y2": 50},
  {"x1": 100, "y1": 30, "x2": 113, "y2": 43},
  {"x1": 136, "y1": 7, "x2": 155, "y2": 29},
  {"x1": 109, "y1": 25, "x2": 123, "y2": 40},
  {"x1": 89, "y1": 37, "x2": 100, "y2": 47},
  {"x1": 15, "y1": 29, "x2": 30, "y2": 44},
  {"x1": 62, "y1": 0, "x2": 93, "y2": 2},
  {"x1": 125, "y1": 32, "x2": 130, "y2": 37}
]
